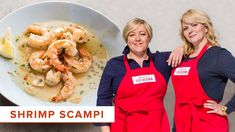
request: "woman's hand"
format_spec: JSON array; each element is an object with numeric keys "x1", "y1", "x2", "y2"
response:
[
  {"x1": 101, "y1": 126, "x2": 110, "y2": 132},
  {"x1": 204, "y1": 100, "x2": 227, "y2": 116},
  {"x1": 167, "y1": 46, "x2": 184, "y2": 67}
]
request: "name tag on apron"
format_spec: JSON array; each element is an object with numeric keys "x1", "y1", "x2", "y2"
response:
[
  {"x1": 132, "y1": 74, "x2": 156, "y2": 84},
  {"x1": 174, "y1": 67, "x2": 191, "y2": 76}
]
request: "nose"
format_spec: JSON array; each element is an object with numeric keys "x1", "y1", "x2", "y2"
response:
[
  {"x1": 188, "y1": 27, "x2": 194, "y2": 34},
  {"x1": 135, "y1": 35, "x2": 141, "y2": 41}
]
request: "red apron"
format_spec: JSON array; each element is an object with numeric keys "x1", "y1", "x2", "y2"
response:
[
  {"x1": 171, "y1": 44, "x2": 229, "y2": 132},
  {"x1": 111, "y1": 56, "x2": 170, "y2": 132}
]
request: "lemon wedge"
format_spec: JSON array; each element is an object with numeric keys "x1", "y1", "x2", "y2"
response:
[{"x1": 0, "y1": 27, "x2": 14, "y2": 59}]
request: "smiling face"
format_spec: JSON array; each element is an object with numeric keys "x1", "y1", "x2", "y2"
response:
[
  {"x1": 127, "y1": 24, "x2": 150, "y2": 55},
  {"x1": 179, "y1": 9, "x2": 220, "y2": 55},
  {"x1": 182, "y1": 22, "x2": 208, "y2": 46}
]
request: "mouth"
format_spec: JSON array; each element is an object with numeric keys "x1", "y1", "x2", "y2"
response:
[
  {"x1": 189, "y1": 34, "x2": 197, "y2": 38},
  {"x1": 133, "y1": 42, "x2": 143, "y2": 45}
]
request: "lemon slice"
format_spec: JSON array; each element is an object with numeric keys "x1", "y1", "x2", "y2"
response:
[{"x1": 0, "y1": 27, "x2": 14, "y2": 59}]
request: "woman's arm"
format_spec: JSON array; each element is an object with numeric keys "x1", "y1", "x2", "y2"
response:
[
  {"x1": 95, "y1": 60, "x2": 114, "y2": 127},
  {"x1": 96, "y1": 60, "x2": 114, "y2": 106},
  {"x1": 218, "y1": 48, "x2": 235, "y2": 114},
  {"x1": 204, "y1": 48, "x2": 235, "y2": 116}
]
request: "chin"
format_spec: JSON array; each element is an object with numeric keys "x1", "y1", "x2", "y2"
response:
[
  {"x1": 188, "y1": 40, "x2": 198, "y2": 45},
  {"x1": 136, "y1": 50, "x2": 147, "y2": 55}
]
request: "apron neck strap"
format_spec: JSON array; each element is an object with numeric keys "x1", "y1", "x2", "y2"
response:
[
  {"x1": 149, "y1": 56, "x2": 154, "y2": 67},
  {"x1": 196, "y1": 43, "x2": 209, "y2": 61},
  {"x1": 124, "y1": 55, "x2": 131, "y2": 71}
]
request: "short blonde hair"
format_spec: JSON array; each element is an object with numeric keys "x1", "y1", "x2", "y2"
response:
[
  {"x1": 123, "y1": 18, "x2": 153, "y2": 43},
  {"x1": 180, "y1": 9, "x2": 219, "y2": 55}
]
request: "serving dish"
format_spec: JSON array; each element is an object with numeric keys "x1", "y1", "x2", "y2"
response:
[{"x1": 0, "y1": 1, "x2": 123, "y2": 106}]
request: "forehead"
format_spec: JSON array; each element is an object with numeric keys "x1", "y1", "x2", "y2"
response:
[
  {"x1": 182, "y1": 21, "x2": 203, "y2": 28},
  {"x1": 130, "y1": 24, "x2": 147, "y2": 32},
  {"x1": 182, "y1": 21, "x2": 195, "y2": 26}
]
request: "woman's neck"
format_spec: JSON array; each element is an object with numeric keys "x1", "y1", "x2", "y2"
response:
[
  {"x1": 127, "y1": 52, "x2": 148, "y2": 67},
  {"x1": 190, "y1": 38, "x2": 208, "y2": 57}
]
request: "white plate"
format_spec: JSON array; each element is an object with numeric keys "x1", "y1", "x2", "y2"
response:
[{"x1": 0, "y1": 1, "x2": 123, "y2": 106}]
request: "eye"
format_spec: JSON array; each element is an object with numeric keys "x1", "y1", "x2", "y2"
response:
[
  {"x1": 183, "y1": 27, "x2": 188, "y2": 31},
  {"x1": 128, "y1": 33, "x2": 135, "y2": 37},
  {"x1": 192, "y1": 23, "x2": 198, "y2": 27},
  {"x1": 140, "y1": 32, "x2": 146, "y2": 36}
]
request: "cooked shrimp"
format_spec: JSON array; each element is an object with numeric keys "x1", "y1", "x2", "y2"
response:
[
  {"x1": 29, "y1": 51, "x2": 52, "y2": 72},
  {"x1": 63, "y1": 48, "x2": 92, "y2": 73},
  {"x1": 45, "y1": 69, "x2": 61, "y2": 86},
  {"x1": 60, "y1": 32, "x2": 74, "y2": 41},
  {"x1": 27, "y1": 73, "x2": 45, "y2": 87},
  {"x1": 53, "y1": 27, "x2": 70, "y2": 39},
  {"x1": 67, "y1": 24, "x2": 89, "y2": 44},
  {"x1": 51, "y1": 70, "x2": 76, "y2": 102},
  {"x1": 53, "y1": 27, "x2": 66, "y2": 38},
  {"x1": 72, "y1": 28, "x2": 89, "y2": 44},
  {"x1": 26, "y1": 25, "x2": 55, "y2": 49},
  {"x1": 46, "y1": 40, "x2": 78, "y2": 71}
]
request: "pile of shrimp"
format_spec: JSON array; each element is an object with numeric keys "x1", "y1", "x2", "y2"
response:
[{"x1": 24, "y1": 24, "x2": 92, "y2": 102}]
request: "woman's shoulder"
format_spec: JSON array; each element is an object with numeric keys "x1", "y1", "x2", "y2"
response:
[
  {"x1": 103, "y1": 55, "x2": 126, "y2": 77},
  {"x1": 105, "y1": 55, "x2": 125, "y2": 69},
  {"x1": 108, "y1": 55, "x2": 124, "y2": 63},
  {"x1": 202, "y1": 46, "x2": 234, "y2": 68},
  {"x1": 207, "y1": 46, "x2": 234, "y2": 57},
  {"x1": 208, "y1": 46, "x2": 230, "y2": 52}
]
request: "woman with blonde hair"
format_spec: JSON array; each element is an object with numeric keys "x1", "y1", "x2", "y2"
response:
[
  {"x1": 171, "y1": 9, "x2": 235, "y2": 132},
  {"x1": 96, "y1": 18, "x2": 183, "y2": 132}
]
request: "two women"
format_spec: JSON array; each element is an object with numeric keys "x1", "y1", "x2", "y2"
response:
[
  {"x1": 96, "y1": 9, "x2": 235, "y2": 132},
  {"x1": 96, "y1": 18, "x2": 182, "y2": 132}
]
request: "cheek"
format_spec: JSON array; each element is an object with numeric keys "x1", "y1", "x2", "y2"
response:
[
  {"x1": 144, "y1": 37, "x2": 150, "y2": 44},
  {"x1": 202, "y1": 29, "x2": 208, "y2": 36},
  {"x1": 183, "y1": 32, "x2": 189, "y2": 39},
  {"x1": 197, "y1": 26, "x2": 207, "y2": 34},
  {"x1": 197, "y1": 30, "x2": 207, "y2": 38},
  {"x1": 127, "y1": 38, "x2": 134, "y2": 44}
]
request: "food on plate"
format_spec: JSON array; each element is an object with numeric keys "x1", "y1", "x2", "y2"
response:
[{"x1": 10, "y1": 21, "x2": 108, "y2": 103}]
